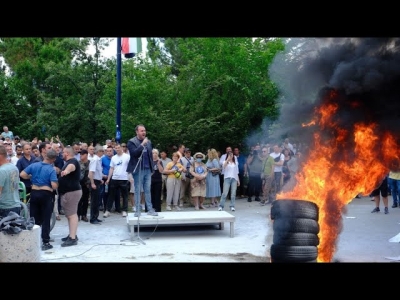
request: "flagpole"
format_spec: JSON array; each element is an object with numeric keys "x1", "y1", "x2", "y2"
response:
[{"x1": 116, "y1": 37, "x2": 122, "y2": 143}]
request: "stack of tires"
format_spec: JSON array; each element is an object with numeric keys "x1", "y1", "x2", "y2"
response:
[{"x1": 270, "y1": 199, "x2": 319, "y2": 263}]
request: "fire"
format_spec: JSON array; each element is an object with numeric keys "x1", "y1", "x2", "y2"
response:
[{"x1": 277, "y1": 89, "x2": 398, "y2": 262}]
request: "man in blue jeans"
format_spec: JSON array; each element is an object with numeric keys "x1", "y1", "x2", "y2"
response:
[
  {"x1": 20, "y1": 149, "x2": 58, "y2": 250},
  {"x1": 388, "y1": 170, "x2": 400, "y2": 208},
  {"x1": 126, "y1": 124, "x2": 158, "y2": 217}
]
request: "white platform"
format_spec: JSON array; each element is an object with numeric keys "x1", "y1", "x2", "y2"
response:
[{"x1": 126, "y1": 211, "x2": 236, "y2": 239}]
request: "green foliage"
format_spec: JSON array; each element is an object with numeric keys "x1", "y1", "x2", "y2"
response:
[{"x1": 0, "y1": 37, "x2": 286, "y2": 153}]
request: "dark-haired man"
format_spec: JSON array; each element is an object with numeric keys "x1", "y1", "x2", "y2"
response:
[
  {"x1": 270, "y1": 144, "x2": 284, "y2": 200},
  {"x1": 126, "y1": 124, "x2": 158, "y2": 217},
  {"x1": 16, "y1": 143, "x2": 36, "y2": 200},
  {"x1": 20, "y1": 149, "x2": 58, "y2": 250},
  {"x1": 88, "y1": 145, "x2": 105, "y2": 224}
]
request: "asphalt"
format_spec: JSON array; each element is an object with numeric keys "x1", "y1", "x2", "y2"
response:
[{"x1": 37, "y1": 195, "x2": 400, "y2": 263}]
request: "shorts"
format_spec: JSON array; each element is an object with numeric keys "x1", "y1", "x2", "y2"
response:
[
  {"x1": 370, "y1": 177, "x2": 388, "y2": 197},
  {"x1": 61, "y1": 190, "x2": 82, "y2": 217}
]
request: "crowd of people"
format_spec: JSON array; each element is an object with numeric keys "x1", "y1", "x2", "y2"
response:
[{"x1": 0, "y1": 124, "x2": 309, "y2": 251}]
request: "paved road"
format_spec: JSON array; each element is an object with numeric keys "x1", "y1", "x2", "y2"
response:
[
  {"x1": 332, "y1": 196, "x2": 400, "y2": 262},
  {"x1": 37, "y1": 195, "x2": 400, "y2": 263},
  {"x1": 42, "y1": 197, "x2": 271, "y2": 263}
]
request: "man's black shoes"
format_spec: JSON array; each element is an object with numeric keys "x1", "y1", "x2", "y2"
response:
[
  {"x1": 42, "y1": 243, "x2": 53, "y2": 251},
  {"x1": 61, "y1": 236, "x2": 78, "y2": 247}
]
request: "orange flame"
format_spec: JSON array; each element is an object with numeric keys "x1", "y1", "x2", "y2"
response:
[{"x1": 277, "y1": 91, "x2": 398, "y2": 262}]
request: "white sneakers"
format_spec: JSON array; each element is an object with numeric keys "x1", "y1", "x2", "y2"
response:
[
  {"x1": 218, "y1": 207, "x2": 222, "y2": 211},
  {"x1": 166, "y1": 206, "x2": 172, "y2": 211},
  {"x1": 231, "y1": 207, "x2": 235, "y2": 211},
  {"x1": 175, "y1": 206, "x2": 181, "y2": 211},
  {"x1": 104, "y1": 211, "x2": 127, "y2": 217}
]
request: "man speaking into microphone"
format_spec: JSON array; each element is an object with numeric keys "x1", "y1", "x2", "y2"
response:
[{"x1": 126, "y1": 124, "x2": 158, "y2": 217}]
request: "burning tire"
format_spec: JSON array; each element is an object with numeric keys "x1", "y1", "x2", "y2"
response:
[
  {"x1": 270, "y1": 245, "x2": 318, "y2": 262},
  {"x1": 273, "y1": 217, "x2": 319, "y2": 234},
  {"x1": 273, "y1": 232, "x2": 319, "y2": 246},
  {"x1": 270, "y1": 199, "x2": 318, "y2": 220},
  {"x1": 270, "y1": 199, "x2": 320, "y2": 263}
]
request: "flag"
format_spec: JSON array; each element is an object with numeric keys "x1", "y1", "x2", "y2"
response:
[{"x1": 121, "y1": 38, "x2": 142, "y2": 58}]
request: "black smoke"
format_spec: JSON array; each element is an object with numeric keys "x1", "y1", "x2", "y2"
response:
[{"x1": 268, "y1": 38, "x2": 400, "y2": 146}]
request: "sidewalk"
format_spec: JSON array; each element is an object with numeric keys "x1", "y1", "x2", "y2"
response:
[
  {"x1": 39, "y1": 195, "x2": 400, "y2": 262},
  {"x1": 332, "y1": 195, "x2": 400, "y2": 262},
  {"x1": 41, "y1": 197, "x2": 272, "y2": 262}
]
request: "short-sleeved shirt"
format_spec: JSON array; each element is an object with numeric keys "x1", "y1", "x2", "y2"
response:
[
  {"x1": 58, "y1": 158, "x2": 81, "y2": 194},
  {"x1": 270, "y1": 152, "x2": 284, "y2": 172},
  {"x1": 0, "y1": 163, "x2": 20, "y2": 209},
  {"x1": 89, "y1": 155, "x2": 103, "y2": 180},
  {"x1": 23, "y1": 161, "x2": 58, "y2": 189},
  {"x1": 110, "y1": 153, "x2": 130, "y2": 180},
  {"x1": 1, "y1": 131, "x2": 14, "y2": 140},
  {"x1": 16, "y1": 155, "x2": 36, "y2": 188},
  {"x1": 165, "y1": 161, "x2": 184, "y2": 179}
]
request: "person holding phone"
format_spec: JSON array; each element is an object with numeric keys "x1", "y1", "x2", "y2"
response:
[{"x1": 218, "y1": 151, "x2": 240, "y2": 212}]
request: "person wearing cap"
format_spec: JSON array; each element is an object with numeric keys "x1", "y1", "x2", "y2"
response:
[
  {"x1": 20, "y1": 149, "x2": 59, "y2": 250},
  {"x1": 189, "y1": 152, "x2": 208, "y2": 210},
  {"x1": 12, "y1": 136, "x2": 20, "y2": 153},
  {"x1": 179, "y1": 147, "x2": 194, "y2": 207}
]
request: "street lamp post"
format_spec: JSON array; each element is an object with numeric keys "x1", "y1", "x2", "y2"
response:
[
  {"x1": 116, "y1": 37, "x2": 142, "y2": 143},
  {"x1": 116, "y1": 37, "x2": 122, "y2": 143}
]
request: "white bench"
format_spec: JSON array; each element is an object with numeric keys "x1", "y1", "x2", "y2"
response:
[{"x1": 126, "y1": 211, "x2": 236, "y2": 240}]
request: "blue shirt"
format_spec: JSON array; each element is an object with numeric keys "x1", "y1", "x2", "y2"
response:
[
  {"x1": 16, "y1": 155, "x2": 36, "y2": 188},
  {"x1": 23, "y1": 162, "x2": 58, "y2": 188},
  {"x1": 101, "y1": 155, "x2": 112, "y2": 176},
  {"x1": 236, "y1": 154, "x2": 246, "y2": 174}
]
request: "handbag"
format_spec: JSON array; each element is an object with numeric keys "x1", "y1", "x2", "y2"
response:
[
  {"x1": 174, "y1": 170, "x2": 182, "y2": 179},
  {"x1": 170, "y1": 163, "x2": 182, "y2": 179},
  {"x1": 183, "y1": 157, "x2": 195, "y2": 180},
  {"x1": 211, "y1": 169, "x2": 221, "y2": 177}
]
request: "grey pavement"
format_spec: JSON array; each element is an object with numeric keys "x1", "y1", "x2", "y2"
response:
[
  {"x1": 42, "y1": 197, "x2": 271, "y2": 263},
  {"x1": 38, "y1": 195, "x2": 400, "y2": 263}
]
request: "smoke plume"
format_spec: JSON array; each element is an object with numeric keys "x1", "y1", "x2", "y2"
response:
[{"x1": 268, "y1": 37, "x2": 400, "y2": 145}]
